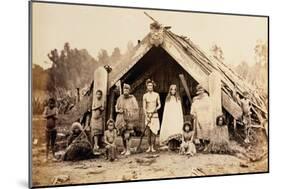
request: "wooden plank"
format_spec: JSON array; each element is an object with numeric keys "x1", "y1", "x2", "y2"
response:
[
  {"x1": 93, "y1": 66, "x2": 108, "y2": 101},
  {"x1": 109, "y1": 89, "x2": 117, "y2": 119},
  {"x1": 222, "y1": 91, "x2": 243, "y2": 119},
  {"x1": 91, "y1": 66, "x2": 108, "y2": 129},
  {"x1": 109, "y1": 37, "x2": 151, "y2": 88},
  {"x1": 209, "y1": 71, "x2": 222, "y2": 121},
  {"x1": 179, "y1": 74, "x2": 192, "y2": 103}
]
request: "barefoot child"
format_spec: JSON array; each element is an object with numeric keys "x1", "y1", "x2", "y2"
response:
[
  {"x1": 104, "y1": 119, "x2": 117, "y2": 161},
  {"x1": 179, "y1": 121, "x2": 196, "y2": 156},
  {"x1": 90, "y1": 90, "x2": 105, "y2": 151},
  {"x1": 43, "y1": 98, "x2": 58, "y2": 162}
]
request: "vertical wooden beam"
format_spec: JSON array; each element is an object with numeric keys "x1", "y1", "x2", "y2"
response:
[
  {"x1": 76, "y1": 88, "x2": 80, "y2": 103},
  {"x1": 109, "y1": 89, "x2": 117, "y2": 120},
  {"x1": 233, "y1": 119, "x2": 237, "y2": 131},
  {"x1": 208, "y1": 70, "x2": 222, "y2": 124},
  {"x1": 179, "y1": 74, "x2": 192, "y2": 104}
]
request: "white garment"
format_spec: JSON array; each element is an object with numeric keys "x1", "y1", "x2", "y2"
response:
[
  {"x1": 160, "y1": 96, "x2": 184, "y2": 144},
  {"x1": 145, "y1": 114, "x2": 160, "y2": 135}
]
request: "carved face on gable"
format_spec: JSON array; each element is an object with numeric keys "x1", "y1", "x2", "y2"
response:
[{"x1": 149, "y1": 22, "x2": 164, "y2": 47}]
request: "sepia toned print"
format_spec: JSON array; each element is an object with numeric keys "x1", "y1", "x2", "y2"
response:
[{"x1": 30, "y1": 1, "x2": 268, "y2": 188}]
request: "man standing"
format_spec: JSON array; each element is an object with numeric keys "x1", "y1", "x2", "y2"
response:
[
  {"x1": 115, "y1": 84, "x2": 139, "y2": 155},
  {"x1": 143, "y1": 79, "x2": 161, "y2": 153}
]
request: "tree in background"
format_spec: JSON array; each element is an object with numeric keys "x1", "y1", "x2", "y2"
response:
[
  {"x1": 126, "y1": 40, "x2": 135, "y2": 55},
  {"x1": 97, "y1": 49, "x2": 110, "y2": 65},
  {"x1": 211, "y1": 44, "x2": 224, "y2": 62},
  {"x1": 235, "y1": 61, "x2": 250, "y2": 80},
  {"x1": 111, "y1": 47, "x2": 122, "y2": 62},
  {"x1": 253, "y1": 40, "x2": 268, "y2": 92},
  {"x1": 43, "y1": 42, "x2": 99, "y2": 94},
  {"x1": 32, "y1": 42, "x2": 130, "y2": 115},
  {"x1": 232, "y1": 40, "x2": 268, "y2": 93}
]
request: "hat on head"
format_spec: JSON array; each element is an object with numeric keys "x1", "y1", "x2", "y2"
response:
[
  {"x1": 123, "y1": 83, "x2": 131, "y2": 90},
  {"x1": 243, "y1": 91, "x2": 249, "y2": 97},
  {"x1": 106, "y1": 119, "x2": 115, "y2": 126},
  {"x1": 146, "y1": 79, "x2": 156, "y2": 87},
  {"x1": 196, "y1": 84, "x2": 205, "y2": 95}
]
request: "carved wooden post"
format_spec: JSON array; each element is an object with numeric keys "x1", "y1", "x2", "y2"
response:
[
  {"x1": 109, "y1": 88, "x2": 117, "y2": 120},
  {"x1": 208, "y1": 70, "x2": 222, "y2": 124},
  {"x1": 76, "y1": 88, "x2": 80, "y2": 103},
  {"x1": 91, "y1": 66, "x2": 108, "y2": 131}
]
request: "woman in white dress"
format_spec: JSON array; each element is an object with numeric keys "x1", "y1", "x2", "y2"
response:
[{"x1": 160, "y1": 84, "x2": 184, "y2": 149}]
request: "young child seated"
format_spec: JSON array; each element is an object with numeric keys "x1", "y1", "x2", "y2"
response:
[
  {"x1": 104, "y1": 119, "x2": 117, "y2": 161},
  {"x1": 208, "y1": 115, "x2": 231, "y2": 154},
  {"x1": 179, "y1": 121, "x2": 196, "y2": 156}
]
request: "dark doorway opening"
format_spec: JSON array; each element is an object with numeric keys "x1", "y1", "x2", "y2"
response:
[
  {"x1": 158, "y1": 92, "x2": 167, "y2": 127},
  {"x1": 109, "y1": 46, "x2": 198, "y2": 132}
]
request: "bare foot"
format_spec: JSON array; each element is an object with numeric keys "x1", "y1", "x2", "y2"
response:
[
  {"x1": 121, "y1": 150, "x2": 126, "y2": 155},
  {"x1": 124, "y1": 150, "x2": 131, "y2": 156},
  {"x1": 146, "y1": 147, "x2": 151, "y2": 153},
  {"x1": 203, "y1": 147, "x2": 208, "y2": 152},
  {"x1": 52, "y1": 157, "x2": 58, "y2": 162},
  {"x1": 151, "y1": 147, "x2": 156, "y2": 153},
  {"x1": 94, "y1": 145, "x2": 99, "y2": 150},
  {"x1": 244, "y1": 138, "x2": 250, "y2": 143}
]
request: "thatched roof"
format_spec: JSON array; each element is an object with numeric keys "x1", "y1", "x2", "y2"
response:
[{"x1": 107, "y1": 19, "x2": 267, "y2": 124}]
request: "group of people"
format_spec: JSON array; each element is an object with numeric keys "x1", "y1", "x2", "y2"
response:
[{"x1": 42, "y1": 78, "x2": 251, "y2": 162}]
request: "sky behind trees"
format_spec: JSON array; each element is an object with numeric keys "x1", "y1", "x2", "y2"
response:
[{"x1": 32, "y1": 2, "x2": 268, "y2": 69}]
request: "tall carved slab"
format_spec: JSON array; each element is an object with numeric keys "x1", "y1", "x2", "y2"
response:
[
  {"x1": 91, "y1": 66, "x2": 108, "y2": 128},
  {"x1": 208, "y1": 71, "x2": 222, "y2": 123}
]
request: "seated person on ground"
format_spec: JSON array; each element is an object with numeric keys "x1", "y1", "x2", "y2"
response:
[
  {"x1": 63, "y1": 122, "x2": 93, "y2": 161},
  {"x1": 179, "y1": 121, "x2": 196, "y2": 156}
]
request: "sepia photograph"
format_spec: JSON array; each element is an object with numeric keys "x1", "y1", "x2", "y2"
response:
[{"x1": 30, "y1": 1, "x2": 269, "y2": 188}]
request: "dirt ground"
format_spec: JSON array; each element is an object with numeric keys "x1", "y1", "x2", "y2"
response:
[{"x1": 31, "y1": 118, "x2": 268, "y2": 187}]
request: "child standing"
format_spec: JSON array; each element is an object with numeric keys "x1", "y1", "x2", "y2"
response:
[
  {"x1": 90, "y1": 90, "x2": 105, "y2": 151},
  {"x1": 240, "y1": 92, "x2": 252, "y2": 143},
  {"x1": 43, "y1": 98, "x2": 58, "y2": 162},
  {"x1": 179, "y1": 121, "x2": 196, "y2": 156},
  {"x1": 104, "y1": 119, "x2": 117, "y2": 161}
]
